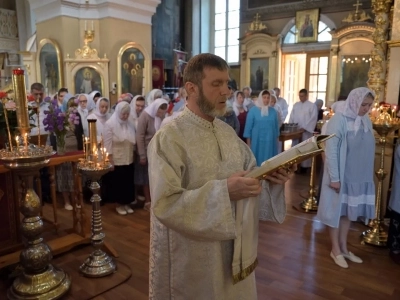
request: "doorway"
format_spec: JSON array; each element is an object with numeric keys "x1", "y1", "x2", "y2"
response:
[{"x1": 281, "y1": 51, "x2": 329, "y2": 120}]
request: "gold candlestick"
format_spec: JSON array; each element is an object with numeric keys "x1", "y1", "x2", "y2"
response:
[
  {"x1": 300, "y1": 155, "x2": 319, "y2": 212},
  {"x1": 1, "y1": 98, "x2": 13, "y2": 151},
  {"x1": 12, "y1": 69, "x2": 30, "y2": 137},
  {"x1": 88, "y1": 119, "x2": 98, "y2": 161},
  {"x1": 362, "y1": 109, "x2": 400, "y2": 246}
]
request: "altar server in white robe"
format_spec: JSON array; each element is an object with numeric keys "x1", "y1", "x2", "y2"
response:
[
  {"x1": 289, "y1": 88, "x2": 318, "y2": 168},
  {"x1": 148, "y1": 53, "x2": 294, "y2": 300}
]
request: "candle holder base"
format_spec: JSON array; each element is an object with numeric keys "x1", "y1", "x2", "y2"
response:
[
  {"x1": 361, "y1": 220, "x2": 388, "y2": 247},
  {"x1": 300, "y1": 196, "x2": 319, "y2": 212},
  {"x1": 80, "y1": 249, "x2": 117, "y2": 277},
  {"x1": 7, "y1": 265, "x2": 71, "y2": 300}
]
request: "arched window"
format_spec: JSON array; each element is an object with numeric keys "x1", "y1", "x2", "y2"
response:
[{"x1": 283, "y1": 21, "x2": 332, "y2": 44}]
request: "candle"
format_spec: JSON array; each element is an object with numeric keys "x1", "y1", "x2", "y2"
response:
[
  {"x1": 23, "y1": 133, "x2": 28, "y2": 150},
  {"x1": 85, "y1": 137, "x2": 89, "y2": 160},
  {"x1": 15, "y1": 136, "x2": 20, "y2": 150}
]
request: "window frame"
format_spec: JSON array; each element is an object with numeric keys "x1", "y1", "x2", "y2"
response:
[{"x1": 213, "y1": 0, "x2": 240, "y2": 64}]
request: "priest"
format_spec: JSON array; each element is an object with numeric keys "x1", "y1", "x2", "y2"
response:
[{"x1": 148, "y1": 53, "x2": 294, "y2": 299}]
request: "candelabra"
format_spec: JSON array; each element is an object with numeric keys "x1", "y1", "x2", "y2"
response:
[
  {"x1": 362, "y1": 107, "x2": 400, "y2": 246},
  {"x1": 78, "y1": 119, "x2": 116, "y2": 277},
  {"x1": 0, "y1": 69, "x2": 71, "y2": 299}
]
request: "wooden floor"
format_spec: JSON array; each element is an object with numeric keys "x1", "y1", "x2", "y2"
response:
[{"x1": 17, "y1": 173, "x2": 400, "y2": 299}]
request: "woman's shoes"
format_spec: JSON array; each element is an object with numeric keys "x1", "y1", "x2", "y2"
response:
[
  {"x1": 330, "y1": 251, "x2": 363, "y2": 268},
  {"x1": 64, "y1": 203, "x2": 73, "y2": 211},
  {"x1": 342, "y1": 251, "x2": 363, "y2": 263},
  {"x1": 144, "y1": 202, "x2": 151, "y2": 211},
  {"x1": 116, "y1": 206, "x2": 127, "y2": 215},
  {"x1": 124, "y1": 205, "x2": 134, "y2": 214},
  {"x1": 330, "y1": 252, "x2": 348, "y2": 268}
]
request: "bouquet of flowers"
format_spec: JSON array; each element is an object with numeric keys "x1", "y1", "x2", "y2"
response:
[{"x1": 43, "y1": 97, "x2": 79, "y2": 154}]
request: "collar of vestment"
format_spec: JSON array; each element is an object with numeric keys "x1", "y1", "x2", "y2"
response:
[{"x1": 182, "y1": 106, "x2": 218, "y2": 130}]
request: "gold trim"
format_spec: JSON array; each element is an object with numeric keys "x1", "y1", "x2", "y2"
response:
[
  {"x1": 387, "y1": 40, "x2": 400, "y2": 48},
  {"x1": 117, "y1": 42, "x2": 151, "y2": 97},
  {"x1": 36, "y1": 38, "x2": 63, "y2": 92},
  {"x1": 232, "y1": 258, "x2": 258, "y2": 284}
]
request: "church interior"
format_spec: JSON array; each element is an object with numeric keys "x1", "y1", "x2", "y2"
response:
[{"x1": 0, "y1": 0, "x2": 400, "y2": 299}]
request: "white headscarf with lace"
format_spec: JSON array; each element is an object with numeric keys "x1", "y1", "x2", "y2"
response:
[
  {"x1": 256, "y1": 90, "x2": 270, "y2": 117},
  {"x1": 343, "y1": 87, "x2": 374, "y2": 134},
  {"x1": 144, "y1": 98, "x2": 168, "y2": 131},
  {"x1": 105, "y1": 101, "x2": 136, "y2": 144}
]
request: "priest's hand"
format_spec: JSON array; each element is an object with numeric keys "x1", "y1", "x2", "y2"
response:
[
  {"x1": 227, "y1": 171, "x2": 261, "y2": 201},
  {"x1": 263, "y1": 164, "x2": 296, "y2": 185}
]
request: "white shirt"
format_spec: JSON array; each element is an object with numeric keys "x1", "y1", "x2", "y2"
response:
[{"x1": 276, "y1": 97, "x2": 289, "y2": 121}]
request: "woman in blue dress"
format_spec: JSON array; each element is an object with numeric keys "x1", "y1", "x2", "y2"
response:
[
  {"x1": 243, "y1": 89, "x2": 279, "y2": 166},
  {"x1": 317, "y1": 87, "x2": 375, "y2": 268}
]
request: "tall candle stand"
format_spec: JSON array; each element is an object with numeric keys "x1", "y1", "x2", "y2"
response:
[
  {"x1": 299, "y1": 122, "x2": 325, "y2": 212},
  {"x1": 0, "y1": 69, "x2": 71, "y2": 299},
  {"x1": 78, "y1": 119, "x2": 116, "y2": 277},
  {"x1": 300, "y1": 155, "x2": 319, "y2": 212},
  {"x1": 362, "y1": 108, "x2": 400, "y2": 246}
]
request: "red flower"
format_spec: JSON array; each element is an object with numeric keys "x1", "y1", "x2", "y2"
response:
[
  {"x1": 0, "y1": 91, "x2": 7, "y2": 99},
  {"x1": 27, "y1": 94, "x2": 36, "y2": 102}
]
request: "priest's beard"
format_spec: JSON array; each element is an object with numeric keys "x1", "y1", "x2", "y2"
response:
[{"x1": 196, "y1": 88, "x2": 227, "y2": 118}]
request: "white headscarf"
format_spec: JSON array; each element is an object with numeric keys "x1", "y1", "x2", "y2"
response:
[
  {"x1": 93, "y1": 97, "x2": 110, "y2": 120},
  {"x1": 77, "y1": 93, "x2": 95, "y2": 114},
  {"x1": 343, "y1": 87, "x2": 374, "y2": 133},
  {"x1": 331, "y1": 101, "x2": 346, "y2": 114},
  {"x1": 232, "y1": 91, "x2": 247, "y2": 116},
  {"x1": 105, "y1": 101, "x2": 136, "y2": 144},
  {"x1": 130, "y1": 95, "x2": 144, "y2": 120},
  {"x1": 146, "y1": 89, "x2": 163, "y2": 106},
  {"x1": 144, "y1": 98, "x2": 168, "y2": 131},
  {"x1": 256, "y1": 90, "x2": 270, "y2": 117},
  {"x1": 89, "y1": 90, "x2": 101, "y2": 103}
]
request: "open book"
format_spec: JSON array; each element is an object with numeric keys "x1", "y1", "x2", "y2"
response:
[{"x1": 245, "y1": 134, "x2": 335, "y2": 179}]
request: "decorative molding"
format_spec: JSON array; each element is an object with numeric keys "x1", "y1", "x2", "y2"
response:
[
  {"x1": 0, "y1": 9, "x2": 18, "y2": 39},
  {"x1": 28, "y1": 0, "x2": 161, "y2": 25},
  {"x1": 387, "y1": 40, "x2": 400, "y2": 48},
  {"x1": 330, "y1": 22, "x2": 375, "y2": 39},
  {"x1": 253, "y1": 49, "x2": 266, "y2": 55},
  {"x1": 242, "y1": 0, "x2": 372, "y2": 21},
  {"x1": 0, "y1": 37, "x2": 19, "y2": 50}
]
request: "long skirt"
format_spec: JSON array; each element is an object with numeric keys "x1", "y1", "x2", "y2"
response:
[
  {"x1": 109, "y1": 163, "x2": 135, "y2": 205},
  {"x1": 56, "y1": 162, "x2": 74, "y2": 192},
  {"x1": 134, "y1": 153, "x2": 149, "y2": 185},
  {"x1": 388, "y1": 209, "x2": 400, "y2": 253}
]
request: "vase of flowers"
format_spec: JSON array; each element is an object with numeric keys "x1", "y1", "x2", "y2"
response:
[{"x1": 43, "y1": 97, "x2": 79, "y2": 155}]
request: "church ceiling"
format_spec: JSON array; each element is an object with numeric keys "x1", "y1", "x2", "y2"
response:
[{"x1": 242, "y1": 0, "x2": 372, "y2": 21}]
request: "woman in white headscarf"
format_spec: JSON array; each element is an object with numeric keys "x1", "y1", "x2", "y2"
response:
[
  {"x1": 136, "y1": 98, "x2": 168, "y2": 210},
  {"x1": 242, "y1": 86, "x2": 253, "y2": 109},
  {"x1": 89, "y1": 90, "x2": 101, "y2": 105},
  {"x1": 145, "y1": 89, "x2": 163, "y2": 106},
  {"x1": 77, "y1": 93, "x2": 95, "y2": 136},
  {"x1": 129, "y1": 95, "x2": 146, "y2": 130},
  {"x1": 103, "y1": 101, "x2": 136, "y2": 215},
  {"x1": 243, "y1": 90, "x2": 280, "y2": 166},
  {"x1": 318, "y1": 87, "x2": 375, "y2": 268},
  {"x1": 87, "y1": 97, "x2": 111, "y2": 141}
]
